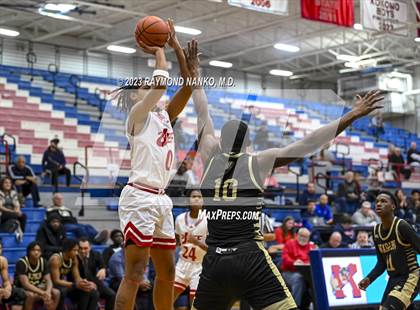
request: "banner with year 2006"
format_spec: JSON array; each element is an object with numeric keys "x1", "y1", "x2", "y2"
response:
[
  {"x1": 227, "y1": 0, "x2": 288, "y2": 16},
  {"x1": 361, "y1": 0, "x2": 409, "y2": 36}
]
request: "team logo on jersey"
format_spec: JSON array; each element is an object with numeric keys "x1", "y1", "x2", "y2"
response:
[
  {"x1": 156, "y1": 128, "x2": 174, "y2": 147},
  {"x1": 330, "y1": 264, "x2": 361, "y2": 299}
]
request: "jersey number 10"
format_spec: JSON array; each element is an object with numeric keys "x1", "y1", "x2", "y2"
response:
[{"x1": 214, "y1": 178, "x2": 238, "y2": 201}]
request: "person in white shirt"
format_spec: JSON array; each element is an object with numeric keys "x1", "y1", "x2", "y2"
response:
[{"x1": 174, "y1": 188, "x2": 208, "y2": 303}]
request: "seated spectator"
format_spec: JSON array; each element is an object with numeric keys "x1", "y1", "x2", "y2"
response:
[
  {"x1": 36, "y1": 214, "x2": 65, "y2": 258},
  {"x1": 407, "y1": 190, "x2": 420, "y2": 230},
  {"x1": 47, "y1": 193, "x2": 108, "y2": 244},
  {"x1": 333, "y1": 215, "x2": 355, "y2": 246},
  {"x1": 322, "y1": 231, "x2": 346, "y2": 248},
  {"x1": 78, "y1": 238, "x2": 115, "y2": 310},
  {"x1": 407, "y1": 141, "x2": 420, "y2": 167},
  {"x1": 389, "y1": 147, "x2": 409, "y2": 180},
  {"x1": 337, "y1": 171, "x2": 361, "y2": 214},
  {"x1": 395, "y1": 189, "x2": 415, "y2": 226},
  {"x1": 102, "y1": 229, "x2": 123, "y2": 267},
  {"x1": 281, "y1": 228, "x2": 316, "y2": 309},
  {"x1": 14, "y1": 241, "x2": 60, "y2": 310},
  {"x1": 315, "y1": 194, "x2": 333, "y2": 225},
  {"x1": 108, "y1": 248, "x2": 153, "y2": 309},
  {"x1": 350, "y1": 231, "x2": 373, "y2": 249},
  {"x1": 352, "y1": 201, "x2": 380, "y2": 226},
  {"x1": 42, "y1": 138, "x2": 71, "y2": 191},
  {"x1": 0, "y1": 176, "x2": 27, "y2": 241},
  {"x1": 8, "y1": 156, "x2": 42, "y2": 207},
  {"x1": 299, "y1": 182, "x2": 318, "y2": 205},
  {"x1": 269, "y1": 216, "x2": 296, "y2": 253},
  {"x1": 49, "y1": 239, "x2": 99, "y2": 310},
  {"x1": 0, "y1": 240, "x2": 26, "y2": 310}
]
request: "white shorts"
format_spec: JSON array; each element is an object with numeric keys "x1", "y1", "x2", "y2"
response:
[
  {"x1": 174, "y1": 259, "x2": 203, "y2": 296},
  {"x1": 119, "y1": 185, "x2": 175, "y2": 249}
]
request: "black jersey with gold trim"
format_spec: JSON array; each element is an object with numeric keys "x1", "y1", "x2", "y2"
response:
[
  {"x1": 14, "y1": 256, "x2": 47, "y2": 288},
  {"x1": 372, "y1": 218, "x2": 419, "y2": 278},
  {"x1": 200, "y1": 152, "x2": 265, "y2": 247}
]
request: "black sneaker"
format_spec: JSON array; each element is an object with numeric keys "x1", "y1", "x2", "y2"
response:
[{"x1": 93, "y1": 230, "x2": 109, "y2": 244}]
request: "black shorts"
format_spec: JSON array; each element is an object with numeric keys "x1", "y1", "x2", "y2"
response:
[
  {"x1": 192, "y1": 241, "x2": 296, "y2": 310},
  {"x1": 1, "y1": 287, "x2": 26, "y2": 306},
  {"x1": 382, "y1": 270, "x2": 420, "y2": 310}
]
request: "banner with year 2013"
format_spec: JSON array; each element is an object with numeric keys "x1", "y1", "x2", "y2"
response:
[
  {"x1": 361, "y1": 0, "x2": 409, "y2": 36},
  {"x1": 227, "y1": 0, "x2": 289, "y2": 15}
]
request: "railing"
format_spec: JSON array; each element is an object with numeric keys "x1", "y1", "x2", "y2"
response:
[
  {"x1": 26, "y1": 51, "x2": 37, "y2": 82},
  {"x1": 69, "y1": 74, "x2": 80, "y2": 106},
  {"x1": 48, "y1": 63, "x2": 58, "y2": 94},
  {"x1": 315, "y1": 172, "x2": 329, "y2": 194},
  {"x1": 73, "y1": 161, "x2": 89, "y2": 217},
  {"x1": 94, "y1": 87, "x2": 106, "y2": 120},
  {"x1": 288, "y1": 165, "x2": 303, "y2": 202}
]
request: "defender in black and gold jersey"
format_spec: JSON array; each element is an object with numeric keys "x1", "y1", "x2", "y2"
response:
[
  {"x1": 14, "y1": 241, "x2": 60, "y2": 310},
  {"x1": 359, "y1": 191, "x2": 420, "y2": 310},
  {"x1": 189, "y1": 52, "x2": 385, "y2": 310}
]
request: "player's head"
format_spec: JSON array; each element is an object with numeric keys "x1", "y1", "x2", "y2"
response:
[
  {"x1": 62, "y1": 239, "x2": 79, "y2": 258},
  {"x1": 296, "y1": 227, "x2": 310, "y2": 246},
  {"x1": 27, "y1": 241, "x2": 42, "y2": 259},
  {"x1": 110, "y1": 229, "x2": 124, "y2": 246},
  {"x1": 375, "y1": 190, "x2": 398, "y2": 217},
  {"x1": 220, "y1": 120, "x2": 251, "y2": 153},
  {"x1": 114, "y1": 83, "x2": 151, "y2": 113},
  {"x1": 356, "y1": 230, "x2": 369, "y2": 246},
  {"x1": 186, "y1": 187, "x2": 203, "y2": 211}
]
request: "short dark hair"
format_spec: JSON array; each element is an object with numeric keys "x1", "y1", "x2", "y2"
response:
[
  {"x1": 411, "y1": 189, "x2": 420, "y2": 195},
  {"x1": 377, "y1": 190, "x2": 398, "y2": 208},
  {"x1": 110, "y1": 229, "x2": 123, "y2": 239},
  {"x1": 78, "y1": 237, "x2": 90, "y2": 244},
  {"x1": 62, "y1": 239, "x2": 78, "y2": 252},
  {"x1": 27, "y1": 241, "x2": 42, "y2": 256}
]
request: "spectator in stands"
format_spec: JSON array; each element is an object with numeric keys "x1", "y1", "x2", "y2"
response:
[
  {"x1": 0, "y1": 241, "x2": 26, "y2": 310},
  {"x1": 108, "y1": 249, "x2": 153, "y2": 309},
  {"x1": 102, "y1": 229, "x2": 123, "y2": 267},
  {"x1": 8, "y1": 156, "x2": 42, "y2": 208},
  {"x1": 395, "y1": 189, "x2": 415, "y2": 226},
  {"x1": 315, "y1": 194, "x2": 333, "y2": 225},
  {"x1": 322, "y1": 231, "x2": 345, "y2": 248},
  {"x1": 407, "y1": 142, "x2": 420, "y2": 167},
  {"x1": 36, "y1": 214, "x2": 65, "y2": 258},
  {"x1": 350, "y1": 231, "x2": 373, "y2": 249},
  {"x1": 299, "y1": 182, "x2": 318, "y2": 205},
  {"x1": 352, "y1": 201, "x2": 380, "y2": 226},
  {"x1": 0, "y1": 176, "x2": 26, "y2": 241},
  {"x1": 167, "y1": 161, "x2": 195, "y2": 197},
  {"x1": 301, "y1": 201, "x2": 318, "y2": 230},
  {"x1": 42, "y1": 138, "x2": 71, "y2": 191},
  {"x1": 370, "y1": 114, "x2": 384, "y2": 142},
  {"x1": 47, "y1": 193, "x2": 108, "y2": 244},
  {"x1": 14, "y1": 241, "x2": 60, "y2": 310},
  {"x1": 281, "y1": 228, "x2": 316, "y2": 309},
  {"x1": 333, "y1": 215, "x2": 355, "y2": 246},
  {"x1": 389, "y1": 147, "x2": 409, "y2": 180},
  {"x1": 269, "y1": 216, "x2": 296, "y2": 253},
  {"x1": 78, "y1": 238, "x2": 115, "y2": 310},
  {"x1": 337, "y1": 171, "x2": 361, "y2": 214},
  {"x1": 49, "y1": 239, "x2": 99, "y2": 310},
  {"x1": 407, "y1": 189, "x2": 420, "y2": 209}
]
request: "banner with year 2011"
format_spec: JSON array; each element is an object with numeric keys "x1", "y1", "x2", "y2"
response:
[
  {"x1": 361, "y1": 0, "x2": 409, "y2": 36},
  {"x1": 227, "y1": 0, "x2": 289, "y2": 15}
]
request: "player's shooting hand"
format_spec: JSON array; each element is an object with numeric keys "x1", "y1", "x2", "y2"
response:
[
  {"x1": 167, "y1": 19, "x2": 180, "y2": 50},
  {"x1": 184, "y1": 39, "x2": 200, "y2": 79},
  {"x1": 358, "y1": 277, "x2": 371, "y2": 290},
  {"x1": 137, "y1": 40, "x2": 164, "y2": 55},
  {"x1": 352, "y1": 90, "x2": 384, "y2": 118}
]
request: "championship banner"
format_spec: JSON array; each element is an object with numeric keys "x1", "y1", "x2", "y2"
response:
[
  {"x1": 227, "y1": 0, "x2": 289, "y2": 15},
  {"x1": 301, "y1": 0, "x2": 354, "y2": 27},
  {"x1": 361, "y1": 0, "x2": 409, "y2": 36}
]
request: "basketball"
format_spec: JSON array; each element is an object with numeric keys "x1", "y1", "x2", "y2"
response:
[{"x1": 135, "y1": 16, "x2": 169, "y2": 48}]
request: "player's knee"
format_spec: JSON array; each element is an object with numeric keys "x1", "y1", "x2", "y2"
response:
[
  {"x1": 158, "y1": 260, "x2": 175, "y2": 280},
  {"x1": 126, "y1": 260, "x2": 147, "y2": 281}
]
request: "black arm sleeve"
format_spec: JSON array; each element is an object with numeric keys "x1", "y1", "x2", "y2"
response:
[
  {"x1": 366, "y1": 242, "x2": 387, "y2": 282},
  {"x1": 398, "y1": 220, "x2": 420, "y2": 253},
  {"x1": 14, "y1": 260, "x2": 27, "y2": 277}
]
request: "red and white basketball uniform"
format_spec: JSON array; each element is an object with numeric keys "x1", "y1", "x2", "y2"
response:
[
  {"x1": 119, "y1": 110, "x2": 176, "y2": 249},
  {"x1": 174, "y1": 211, "x2": 208, "y2": 297}
]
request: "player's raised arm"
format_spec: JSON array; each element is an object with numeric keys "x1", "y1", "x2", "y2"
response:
[
  {"x1": 256, "y1": 90, "x2": 384, "y2": 181},
  {"x1": 186, "y1": 41, "x2": 219, "y2": 164},
  {"x1": 166, "y1": 19, "x2": 193, "y2": 121}
]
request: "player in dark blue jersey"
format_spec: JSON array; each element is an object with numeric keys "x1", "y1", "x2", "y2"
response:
[{"x1": 359, "y1": 191, "x2": 420, "y2": 310}]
